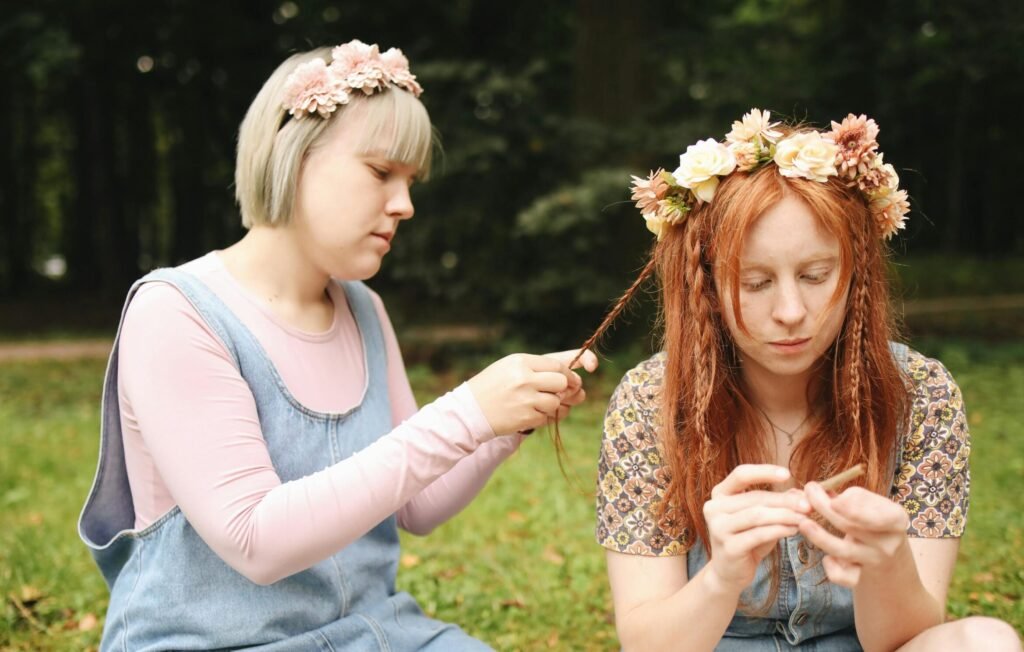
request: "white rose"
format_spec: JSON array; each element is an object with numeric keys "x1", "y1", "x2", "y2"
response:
[
  {"x1": 673, "y1": 138, "x2": 736, "y2": 203},
  {"x1": 773, "y1": 132, "x2": 839, "y2": 183},
  {"x1": 643, "y1": 211, "x2": 668, "y2": 241}
]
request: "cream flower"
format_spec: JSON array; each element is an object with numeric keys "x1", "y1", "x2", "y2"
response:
[
  {"x1": 725, "y1": 108, "x2": 782, "y2": 144},
  {"x1": 870, "y1": 188, "x2": 910, "y2": 240},
  {"x1": 673, "y1": 139, "x2": 736, "y2": 203},
  {"x1": 728, "y1": 141, "x2": 760, "y2": 172},
  {"x1": 630, "y1": 169, "x2": 670, "y2": 215},
  {"x1": 774, "y1": 132, "x2": 839, "y2": 182},
  {"x1": 643, "y1": 211, "x2": 669, "y2": 241}
]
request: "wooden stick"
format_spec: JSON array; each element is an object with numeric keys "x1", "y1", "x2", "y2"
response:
[{"x1": 818, "y1": 463, "x2": 866, "y2": 492}]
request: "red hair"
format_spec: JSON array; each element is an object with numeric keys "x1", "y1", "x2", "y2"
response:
[{"x1": 574, "y1": 162, "x2": 908, "y2": 566}]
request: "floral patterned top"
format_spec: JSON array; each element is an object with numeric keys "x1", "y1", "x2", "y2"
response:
[{"x1": 596, "y1": 347, "x2": 971, "y2": 556}]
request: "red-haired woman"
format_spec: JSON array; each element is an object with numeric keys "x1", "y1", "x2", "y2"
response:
[{"x1": 593, "y1": 111, "x2": 1021, "y2": 651}]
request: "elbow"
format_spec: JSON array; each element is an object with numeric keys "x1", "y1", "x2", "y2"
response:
[
  {"x1": 232, "y1": 560, "x2": 286, "y2": 586},
  {"x1": 398, "y1": 519, "x2": 437, "y2": 537}
]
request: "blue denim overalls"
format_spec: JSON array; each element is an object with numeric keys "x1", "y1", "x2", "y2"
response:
[{"x1": 79, "y1": 268, "x2": 491, "y2": 651}]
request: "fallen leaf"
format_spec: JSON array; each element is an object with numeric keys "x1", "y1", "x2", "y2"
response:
[
  {"x1": 26, "y1": 512, "x2": 43, "y2": 525},
  {"x1": 19, "y1": 585, "x2": 43, "y2": 604},
  {"x1": 541, "y1": 546, "x2": 565, "y2": 565},
  {"x1": 400, "y1": 554, "x2": 420, "y2": 568},
  {"x1": 972, "y1": 572, "x2": 995, "y2": 583},
  {"x1": 547, "y1": 631, "x2": 560, "y2": 647},
  {"x1": 78, "y1": 613, "x2": 98, "y2": 631},
  {"x1": 507, "y1": 510, "x2": 526, "y2": 523},
  {"x1": 499, "y1": 598, "x2": 526, "y2": 609}
]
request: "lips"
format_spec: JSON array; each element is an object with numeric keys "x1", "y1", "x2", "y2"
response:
[{"x1": 769, "y1": 337, "x2": 811, "y2": 353}]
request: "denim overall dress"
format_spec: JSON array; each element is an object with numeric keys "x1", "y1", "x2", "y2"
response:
[
  {"x1": 683, "y1": 344, "x2": 913, "y2": 652},
  {"x1": 78, "y1": 268, "x2": 491, "y2": 651}
]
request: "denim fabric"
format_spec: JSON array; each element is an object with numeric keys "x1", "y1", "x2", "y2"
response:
[
  {"x1": 79, "y1": 268, "x2": 491, "y2": 651},
  {"x1": 688, "y1": 535, "x2": 862, "y2": 651}
]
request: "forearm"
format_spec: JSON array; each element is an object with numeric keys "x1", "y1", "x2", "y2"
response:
[
  {"x1": 397, "y1": 433, "x2": 524, "y2": 534},
  {"x1": 853, "y1": 540, "x2": 945, "y2": 652},
  {"x1": 617, "y1": 565, "x2": 740, "y2": 652}
]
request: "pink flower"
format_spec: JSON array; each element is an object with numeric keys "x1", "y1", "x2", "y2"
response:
[
  {"x1": 630, "y1": 168, "x2": 670, "y2": 215},
  {"x1": 829, "y1": 113, "x2": 880, "y2": 180},
  {"x1": 380, "y1": 47, "x2": 423, "y2": 97},
  {"x1": 331, "y1": 39, "x2": 380, "y2": 75},
  {"x1": 871, "y1": 188, "x2": 910, "y2": 240},
  {"x1": 281, "y1": 59, "x2": 349, "y2": 118}
]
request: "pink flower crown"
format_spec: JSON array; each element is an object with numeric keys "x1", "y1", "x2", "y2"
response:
[
  {"x1": 631, "y1": 109, "x2": 910, "y2": 241},
  {"x1": 281, "y1": 40, "x2": 423, "y2": 120}
]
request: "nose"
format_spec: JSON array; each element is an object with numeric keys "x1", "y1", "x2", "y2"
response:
[
  {"x1": 386, "y1": 183, "x2": 415, "y2": 221},
  {"x1": 771, "y1": 279, "x2": 807, "y2": 326}
]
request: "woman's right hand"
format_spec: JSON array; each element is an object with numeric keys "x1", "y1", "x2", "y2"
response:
[
  {"x1": 467, "y1": 350, "x2": 597, "y2": 435},
  {"x1": 702, "y1": 464, "x2": 810, "y2": 595}
]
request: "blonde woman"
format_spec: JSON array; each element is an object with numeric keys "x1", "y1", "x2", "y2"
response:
[{"x1": 79, "y1": 41, "x2": 595, "y2": 651}]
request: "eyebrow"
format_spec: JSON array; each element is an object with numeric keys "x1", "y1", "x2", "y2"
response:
[{"x1": 739, "y1": 255, "x2": 838, "y2": 271}]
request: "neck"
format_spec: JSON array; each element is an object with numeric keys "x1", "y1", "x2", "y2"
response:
[
  {"x1": 741, "y1": 363, "x2": 816, "y2": 416},
  {"x1": 219, "y1": 224, "x2": 330, "y2": 308}
]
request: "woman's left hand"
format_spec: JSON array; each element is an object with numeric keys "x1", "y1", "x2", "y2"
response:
[{"x1": 798, "y1": 482, "x2": 912, "y2": 588}]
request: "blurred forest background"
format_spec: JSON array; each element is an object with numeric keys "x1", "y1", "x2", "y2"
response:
[{"x1": 1, "y1": 0, "x2": 1023, "y2": 348}]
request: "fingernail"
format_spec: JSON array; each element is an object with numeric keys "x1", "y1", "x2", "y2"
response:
[
  {"x1": 799, "y1": 499, "x2": 810, "y2": 511},
  {"x1": 776, "y1": 468, "x2": 789, "y2": 479}
]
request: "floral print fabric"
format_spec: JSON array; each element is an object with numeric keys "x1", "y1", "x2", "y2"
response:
[{"x1": 596, "y1": 348, "x2": 970, "y2": 556}]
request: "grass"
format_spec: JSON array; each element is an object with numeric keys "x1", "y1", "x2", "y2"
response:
[{"x1": 1, "y1": 341, "x2": 1022, "y2": 650}]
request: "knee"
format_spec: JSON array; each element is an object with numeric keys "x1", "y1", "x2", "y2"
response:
[{"x1": 951, "y1": 616, "x2": 1021, "y2": 651}]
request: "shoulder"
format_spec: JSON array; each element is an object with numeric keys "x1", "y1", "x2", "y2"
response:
[
  {"x1": 607, "y1": 351, "x2": 667, "y2": 416},
  {"x1": 900, "y1": 346, "x2": 965, "y2": 432},
  {"x1": 597, "y1": 352, "x2": 688, "y2": 556}
]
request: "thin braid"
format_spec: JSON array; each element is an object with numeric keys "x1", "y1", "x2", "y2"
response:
[
  {"x1": 846, "y1": 219, "x2": 874, "y2": 465},
  {"x1": 568, "y1": 255, "x2": 658, "y2": 370},
  {"x1": 555, "y1": 254, "x2": 659, "y2": 483},
  {"x1": 685, "y1": 225, "x2": 717, "y2": 464}
]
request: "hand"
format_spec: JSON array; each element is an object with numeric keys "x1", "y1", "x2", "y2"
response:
[
  {"x1": 703, "y1": 465, "x2": 810, "y2": 595},
  {"x1": 799, "y1": 482, "x2": 911, "y2": 588},
  {"x1": 466, "y1": 349, "x2": 597, "y2": 436},
  {"x1": 541, "y1": 348, "x2": 599, "y2": 422}
]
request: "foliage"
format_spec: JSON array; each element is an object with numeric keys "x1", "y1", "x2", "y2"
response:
[
  {"x1": 2, "y1": 342, "x2": 1022, "y2": 649},
  {"x1": 2, "y1": 1, "x2": 1023, "y2": 344}
]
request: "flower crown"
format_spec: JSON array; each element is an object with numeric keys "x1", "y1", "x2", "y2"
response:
[
  {"x1": 631, "y1": 109, "x2": 910, "y2": 241},
  {"x1": 281, "y1": 40, "x2": 423, "y2": 120}
]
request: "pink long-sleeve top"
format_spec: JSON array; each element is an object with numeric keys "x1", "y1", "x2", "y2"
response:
[{"x1": 117, "y1": 253, "x2": 522, "y2": 585}]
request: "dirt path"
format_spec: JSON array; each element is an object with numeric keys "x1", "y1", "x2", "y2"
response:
[{"x1": 0, "y1": 339, "x2": 113, "y2": 362}]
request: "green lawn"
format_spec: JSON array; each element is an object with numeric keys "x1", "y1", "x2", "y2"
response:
[{"x1": 1, "y1": 341, "x2": 1022, "y2": 650}]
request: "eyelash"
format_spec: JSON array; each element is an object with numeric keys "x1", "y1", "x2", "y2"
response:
[
  {"x1": 742, "y1": 270, "x2": 831, "y2": 291},
  {"x1": 370, "y1": 166, "x2": 388, "y2": 179}
]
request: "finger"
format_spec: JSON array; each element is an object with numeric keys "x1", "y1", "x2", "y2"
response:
[
  {"x1": 532, "y1": 370, "x2": 571, "y2": 394},
  {"x1": 558, "y1": 387, "x2": 587, "y2": 407},
  {"x1": 822, "y1": 554, "x2": 861, "y2": 588},
  {"x1": 829, "y1": 487, "x2": 908, "y2": 534},
  {"x1": 803, "y1": 482, "x2": 861, "y2": 534},
  {"x1": 798, "y1": 520, "x2": 876, "y2": 566},
  {"x1": 544, "y1": 349, "x2": 599, "y2": 373},
  {"x1": 711, "y1": 465, "x2": 791, "y2": 498},
  {"x1": 722, "y1": 525, "x2": 799, "y2": 560},
  {"x1": 533, "y1": 392, "x2": 563, "y2": 418},
  {"x1": 706, "y1": 490, "x2": 810, "y2": 515},
  {"x1": 719, "y1": 507, "x2": 807, "y2": 534}
]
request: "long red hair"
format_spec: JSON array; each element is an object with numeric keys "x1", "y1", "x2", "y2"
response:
[{"x1": 575, "y1": 162, "x2": 908, "y2": 556}]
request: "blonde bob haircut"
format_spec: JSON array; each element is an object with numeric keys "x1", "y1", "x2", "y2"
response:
[{"x1": 235, "y1": 46, "x2": 434, "y2": 228}]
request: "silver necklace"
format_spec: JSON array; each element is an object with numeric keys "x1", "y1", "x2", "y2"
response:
[{"x1": 754, "y1": 405, "x2": 812, "y2": 446}]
